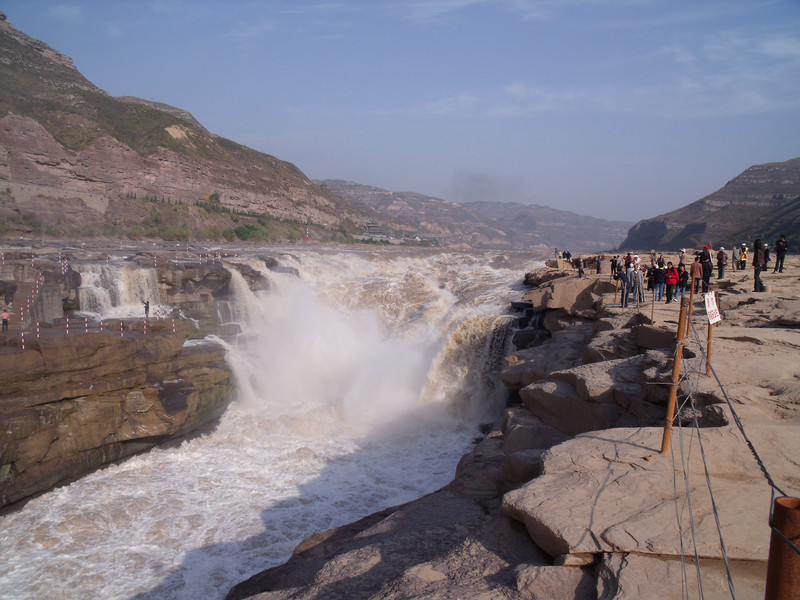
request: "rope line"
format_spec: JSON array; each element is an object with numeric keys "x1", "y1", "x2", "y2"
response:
[
  {"x1": 686, "y1": 319, "x2": 789, "y2": 498},
  {"x1": 674, "y1": 413, "x2": 706, "y2": 599},
  {"x1": 663, "y1": 310, "x2": 800, "y2": 597}
]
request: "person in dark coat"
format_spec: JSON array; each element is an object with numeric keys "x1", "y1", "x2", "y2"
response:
[
  {"x1": 716, "y1": 247, "x2": 727, "y2": 279},
  {"x1": 652, "y1": 260, "x2": 666, "y2": 301},
  {"x1": 614, "y1": 266, "x2": 631, "y2": 308},
  {"x1": 699, "y1": 246, "x2": 713, "y2": 292},
  {"x1": 753, "y1": 238, "x2": 766, "y2": 292},
  {"x1": 773, "y1": 235, "x2": 787, "y2": 273}
]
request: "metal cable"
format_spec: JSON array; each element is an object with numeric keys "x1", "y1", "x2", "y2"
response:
[{"x1": 687, "y1": 319, "x2": 788, "y2": 498}]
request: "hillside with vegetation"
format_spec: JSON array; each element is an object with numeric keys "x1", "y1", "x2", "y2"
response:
[{"x1": 0, "y1": 14, "x2": 367, "y2": 244}]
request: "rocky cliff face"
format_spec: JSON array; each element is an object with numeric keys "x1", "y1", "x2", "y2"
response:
[
  {"x1": 619, "y1": 158, "x2": 800, "y2": 251},
  {"x1": 0, "y1": 323, "x2": 233, "y2": 508},
  {"x1": 0, "y1": 245, "x2": 286, "y2": 509}
]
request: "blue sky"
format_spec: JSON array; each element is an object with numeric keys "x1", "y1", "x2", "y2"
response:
[{"x1": 3, "y1": 1, "x2": 800, "y2": 221}]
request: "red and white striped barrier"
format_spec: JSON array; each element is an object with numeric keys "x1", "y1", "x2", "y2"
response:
[
  {"x1": 120, "y1": 320, "x2": 124, "y2": 338},
  {"x1": 66, "y1": 316, "x2": 69, "y2": 335},
  {"x1": 85, "y1": 316, "x2": 88, "y2": 334},
  {"x1": 36, "y1": 320, "x2": 40, "y2": 338},
  {"x1": 20, "y1": 330, "x2": 24, "y2": 351}
]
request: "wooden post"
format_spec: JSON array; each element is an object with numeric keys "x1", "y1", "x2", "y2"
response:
[
  {"x1": 705, "y1": 292, "x2": 720, "y2": 376},
  {"x1": 706, "y1": 321, "x2": 715, "y2": 376},
  {"x1": 765, "y1": 496, "x2": 800, "y2": 600},
  {"x1": 686, "y1": 274, "x2": 696, "y2": 336},
  {"x1": 651, "y1": 287, "x2": 656, "y2": 323},
  {"x1": 614, "y1": 277, "x2": 618, "y2": 305},
  {"x1": 660, "y1": 297, "x2": 689, "y2": 455}
]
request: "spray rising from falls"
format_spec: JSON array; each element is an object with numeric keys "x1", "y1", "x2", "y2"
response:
[{"x1": 0, "y1": 248, "x2": 543, "y2": 600}]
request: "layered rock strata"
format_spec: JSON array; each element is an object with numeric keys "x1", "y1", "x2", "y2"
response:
[{"x1": 0, "y1": 246, "x2": 285, "y2": 508}]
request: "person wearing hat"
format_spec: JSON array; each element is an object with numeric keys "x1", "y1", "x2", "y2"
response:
[
  {"x1": 740, "y1": 243, "x2": 748, "y2": 270},
  {"x1": 716, "y1": 246, "x2": 728, "y2": 279}
]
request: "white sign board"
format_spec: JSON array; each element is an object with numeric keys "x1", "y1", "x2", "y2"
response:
[{"x1": 704, "y1": 292, "x2": 722, "y2": 325}]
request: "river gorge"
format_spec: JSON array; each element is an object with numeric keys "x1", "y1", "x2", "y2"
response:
[{"x1": 0, "y1": 245, "x2": 542, "y2": 600}]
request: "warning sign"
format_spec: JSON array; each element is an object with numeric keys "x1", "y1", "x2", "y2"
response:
[{"x1": 704, "y1": 292, "x2": 721, "y2": 324}]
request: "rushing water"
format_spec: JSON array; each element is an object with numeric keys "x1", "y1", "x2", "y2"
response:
[{"x1": 0, "y1": 246, "x2": 544, "y2": 600}]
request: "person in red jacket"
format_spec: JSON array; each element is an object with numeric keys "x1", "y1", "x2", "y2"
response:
[{"x1": 665, "y1": 261, "x2": 679, "y2": 304}]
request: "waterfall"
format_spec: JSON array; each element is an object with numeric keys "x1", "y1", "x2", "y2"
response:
[
  {"x1": 77, "y1": 263, "x2": 161, "y2": 318},
  {"x1": 0, "y1": 247, "x2": 546, "y2": 600}
]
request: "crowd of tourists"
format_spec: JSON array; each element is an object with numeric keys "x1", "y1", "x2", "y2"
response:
[{"x1": 607, "y1": 234, "x2": 788, "y2": 308}]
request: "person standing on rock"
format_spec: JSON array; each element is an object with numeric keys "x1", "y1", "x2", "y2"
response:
[
  {"x1": 677, "y1": 263, "x2": 689, "y2": 299},
  {"x1": 716, "y1": 247, "x2": 727, "y2": 279},
  {"x1": 1, "y1": 309, "x2": 8, "y2": 333},
  {"x1": 632, "y1": 263, "x2": 645, "y2": 304},
  {"x1": 773, "y1": 234, "x2": 788, "y2": 273},
  {"x1": 690, "y1": 255, "x2": 703, "y2": 293},
  {"x1": 665, "y1": 262, "x2": 678, "y2": 304},
  {"x1": 731, "y1": 245, "x2": 740, "y2": 271},
  {"x1": 753, "y1": 239, "x2": 766, "y2": 292},
  {"x1": 700, "y1": 246, "x2": 712, "y2": 292},
  {"x1": 652, "y1": 259, "x2": 666, "y2": 301},
  {"x1": 614, "y1": 266, "x2": 631, "y2": 308}
]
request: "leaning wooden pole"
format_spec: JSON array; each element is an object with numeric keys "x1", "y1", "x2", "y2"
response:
[
  {"x1": 765, "y1": 496, "x2": 800, "y2": 600},
  {"x1": 660, "y1": 297, "x2": 689, "y2": 455}
]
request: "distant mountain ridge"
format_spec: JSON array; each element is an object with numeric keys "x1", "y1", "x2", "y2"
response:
[
  {"x1": 620, "y1": 158, "x2": 800, "y2": 251},
  {"x1": 0, "y1": 14, "x2": 634, "y2": 250},
  {"x1": 318, "y1": 180, "x2": 633, "y2": 251},
  {"x1": 2, "y1": 13, "x2": 793, "y2": 252}
]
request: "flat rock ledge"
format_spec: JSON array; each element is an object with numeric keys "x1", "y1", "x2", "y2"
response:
[{"x1": 229, "y1": 256, "x2": 800, "y2": 600}]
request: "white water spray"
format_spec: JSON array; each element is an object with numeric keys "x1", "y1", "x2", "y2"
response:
[{"x1": 0, "y1": 247, "x2": 544, "y2": 600}]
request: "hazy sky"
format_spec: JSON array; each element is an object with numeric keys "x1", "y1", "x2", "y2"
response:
[{"x1": 3, "y1": 1, "x2": 800, "y2": 221}]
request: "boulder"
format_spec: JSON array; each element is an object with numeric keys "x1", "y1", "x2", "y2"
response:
[
  {"x1": 501, "y1": 426, "x2": 800, "y2": 562},
  {"x1": 501, "y1": 406, "x2": 569, "y2": 454},
  {"x1": 501, "y1": 323, "x2": 592, "y2": 390},
  {"x1": 502, "y1": 449, "x2": 546, "y2": 485},
  {"x1": 522, "y1": 276, "x2": 616, "y2": 317},
  {"x1": 596, "y1": 552, "x2": 767, "y2": 600},
  {"x1": 515, "y1": 564, "x2": 596, "y2": 599}
]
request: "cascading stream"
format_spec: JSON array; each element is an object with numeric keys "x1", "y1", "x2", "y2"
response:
[{"x1": 0, "y1": 247, "x2": 544, "y2": 600}]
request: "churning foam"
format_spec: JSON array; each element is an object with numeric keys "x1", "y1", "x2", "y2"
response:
[{"x1": 0, "y1": 247, "x2": 545, "y2": 600}]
